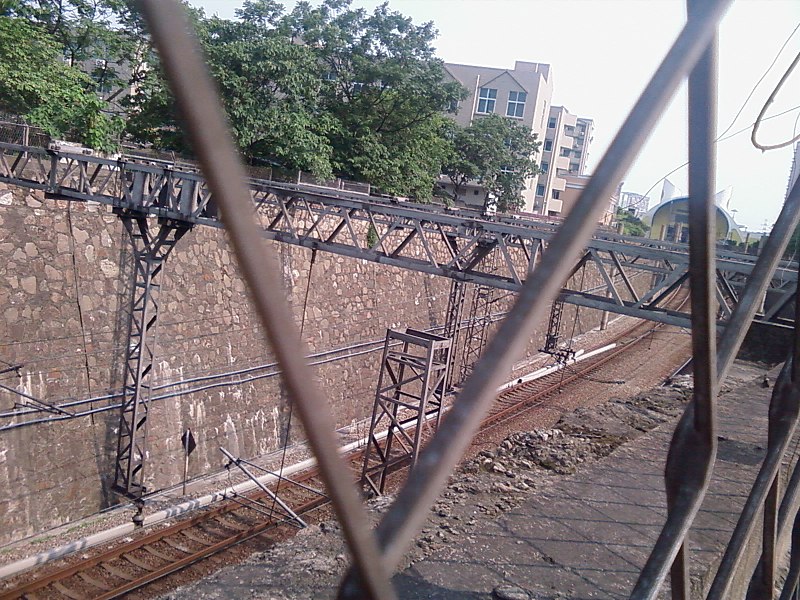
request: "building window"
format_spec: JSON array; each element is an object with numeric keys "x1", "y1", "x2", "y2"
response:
[
  {"x1": 560, "y1": 147, "x2": 571, "y2": 157},
  {"x1": 506, "y1": 90, "x2": 526, "y2": 118},
  {"x1": 544, "y1": 139, "x2": 553, "y2": 151},
  {"x1": 540, "y1": 161, "x2": 549, "y2": 173},
  {"x1": 536, "y1": 184, "x2": 545, "y2": 196},
  {"x1": 552, "y1": 189, "x2": 561, "y2": 199},
  {"x1": 477, "y1": 87, "x2": 497, "y2": 114},
  {"x1": 570, "y1": 162, "x2": 580, "y2": 172},
  {"x1": 547, "y1": 117, "x2": 556, "y2": 128}
]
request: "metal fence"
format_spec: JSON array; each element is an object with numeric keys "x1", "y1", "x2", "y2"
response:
[
  {"x1": 136, "y1": 1, "x2": 800, "y2": 598},
  {"x1": 0, "y1": 120, "x2": 50, "y2": 148}
]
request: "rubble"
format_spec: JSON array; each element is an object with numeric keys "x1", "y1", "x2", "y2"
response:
[{"x1": 164, "y1": 382, "x2": 692, "y2": 599}]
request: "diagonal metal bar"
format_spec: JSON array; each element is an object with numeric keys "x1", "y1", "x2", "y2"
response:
[
  {"x1": 337, "y1": 1, "x2": 732, "y2": 596},
  {"x1": 717, "y1": 174, "x2": 800, "y2": 383},
  {"x1": 589, "y1": 250, "x2": 624, "y2": 305},
  {"x1": 610, "y1": 250, "x2": 641, "y2": 302},
  {"x1": 632, "y1": 0, "x2": 719, "y2": 595},
  {"x1": 136, "y1": 2, "x2": 395, "y2": 598},
  {"x1": 706, "y1": 361, "x2": 798, "y2": 599}
]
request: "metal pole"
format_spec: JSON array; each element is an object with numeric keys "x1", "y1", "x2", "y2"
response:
[
  {"x1": 182, "y1": 439, "x2": 190, "y2": 496},
  {"x1": 219, "y1": 447, "x2": 307, "y2": 528}
]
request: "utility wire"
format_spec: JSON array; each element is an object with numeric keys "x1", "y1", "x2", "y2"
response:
[
  {"x1": 269, "y1": 248, "x2": 317, "y2": 521},
  {"x1": 640, "y1": 105, "x2": 800, "y2": 204},
  {"x1": 718, "y1": 22, "x2": 800, "y2": 141},
  {"x1": 752, "y1": 50, "x2": 800, "y2": 151},
  {"x1": 638, "y1": 20, "x2": 800, "y2": 201}
]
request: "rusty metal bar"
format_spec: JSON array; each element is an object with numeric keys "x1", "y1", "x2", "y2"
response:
[
  {"x1": 136, "y1": 2, "x2": 395, "y2": 598},
  {"x1": 337, "y1": 1, "x2": 732, "y2": 596},
  {"x1": 631, "y1": 0, "x2": 720, "y2": 595}
]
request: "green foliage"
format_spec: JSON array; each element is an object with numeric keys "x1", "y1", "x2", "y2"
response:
[
  {"x1": 125, "y1": 0, "x2": 465, "y2": 198},
  {"x1": 0, "y1": 16, "x2": 121, "y2": 151},
  {"x1": 616, "y1": 208, "x2": 650, "y2": 237},
  {"x1": 441, "y1": 114, "x2": 541, "y2": 212},
  {"x1": 366, "y1": 223, "x2": 379, "y2": 248}
]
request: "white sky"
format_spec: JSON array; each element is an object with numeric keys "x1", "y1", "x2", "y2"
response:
[{"x1": 190, "y1": 0, "x2": 800, "y2": 232}]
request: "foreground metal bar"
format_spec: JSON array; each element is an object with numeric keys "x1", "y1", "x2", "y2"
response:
[
  {"x1": 136, "y1": 2, "x2": 395, "y2": 598},
  {"x1": 716, "y1": 174, "x2": 800, "y2": 383},
  {"x1": 219, "y1": 447, "x2": 307, "y2": 528},
  {"x1": 631, "y1": 2, "x2": 719, "y2": 595},
  {"x1": 337, "y1": 0, "x2": 732, "y2": 595}
]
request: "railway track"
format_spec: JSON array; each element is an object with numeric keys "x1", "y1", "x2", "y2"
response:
[
  {"x1": 0, "y1": 300, "x2": 689, "y2": 599},
  {"x1": 485, "y1": 317, "x2": 677, "y2": 431}
]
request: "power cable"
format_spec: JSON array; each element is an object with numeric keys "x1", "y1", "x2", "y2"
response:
[
  {"x1": 751, "y1": 50, "x2": 800, "y2": 151},
  {"x1": 639, "y1": 105, "x2": 800, "y2": 204},
  {"x1": 268, "y1": 248, "x2": 317, "y2": 521},
  {"x1": 637, "y1": 19, "x2": 800, "y2": 202},
  {"x1": 718, "y1": 22, "x2": 800, "y2": 141}
]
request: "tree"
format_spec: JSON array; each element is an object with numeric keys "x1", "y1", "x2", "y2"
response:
[
  {"x1": 285, "y1": 0, "x2": 465, "y2": 198},
  {"x1": 441, "y1": 114, "x2": 541, "y2": 212},
  {"x1": 616, "y1": 208, "x2": 650, "y2": 237},
  {"x1": 0, "y1": 16, "x2": 122, "y2": 151},
  {"x1": 7, "y1": 1, "x2": 129, "y2": 66},
  {"x1": 125, "y1": 0, "x2": 465, "y2": 197}
]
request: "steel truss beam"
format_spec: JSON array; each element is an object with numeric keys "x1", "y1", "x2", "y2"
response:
[
  {"x1": 0, "y1": 142, "x2": 795, "y2": 328},
  {"x1": 361, "y1": 329, "x2": 451, "y2": 496},
  {"x1": 442, "y1": 280, "x2": 466, "y2": 391},
  {"x1": 113, "y1": 212, "x2": 188, "y2": 498},
  {"x1": 457, "y1": 283, "x2": 498, "y2": 384}
]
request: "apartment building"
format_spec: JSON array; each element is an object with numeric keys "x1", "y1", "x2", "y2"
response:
[
  {"x1": 441, "y1": 60, "x2": 593, "y2": 216},
  {"x1": 534, "y1": 107, "x2": 595, "y2": 215},
  {"x1": 618, "y1": 190, "x2": 651, "y2": 217},
  {"x1": 441, "y1": 60, "x2": 553, "y2": 212}
]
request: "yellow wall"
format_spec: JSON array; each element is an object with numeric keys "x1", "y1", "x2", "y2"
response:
[{"x1": 648, "y1": 199, "x2": 739, "y2": 242}]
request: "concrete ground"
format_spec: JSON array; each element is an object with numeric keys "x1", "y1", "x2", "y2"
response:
[
  {"x1": 165, "y1": 361, "x2": 781, "y2": 599},
  {"x1": 396, "y1": 362, "x2": 778, "y2": 599}
]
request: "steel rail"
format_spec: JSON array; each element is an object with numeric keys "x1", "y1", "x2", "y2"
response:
[
  {"x1": 0, "y1": 309, "x2": 683, "y2": 600},
  {"x1": 337, "y1": 1, "x2": 732, "y2": 596},
  {"x1": 136, "y1": 2, "x2": 394, "y2": 598},
  {"x1": 482, "y1": 315, "x2": 688, "y2": 432}
]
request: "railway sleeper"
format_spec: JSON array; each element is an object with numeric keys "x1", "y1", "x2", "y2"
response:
[
  {"x1": 122, "y1": 551, "x2": 157, "y2": 571},
  {"x1": 181, "y1": 529, "x2": 215, "y2": 546},
  {"x1": 76, "y1": 571, "x2": 112, "y2": 591},
  {"x1": 142, "y1": 544, "x2": 182, "y2": 562},
  {"x1": 162, "y1": 537, "x2": 196, "y2": 554},
  {"x1": 51, "y1": 581, "x2": 82, "y2": 600},
  {"x1": 100, "y1": 561, "x2": 138, "y2": 581}
]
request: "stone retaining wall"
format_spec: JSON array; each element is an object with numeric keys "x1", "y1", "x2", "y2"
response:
[{"x1": 0, "y1": 182, "x2": 638, "y2": 544}]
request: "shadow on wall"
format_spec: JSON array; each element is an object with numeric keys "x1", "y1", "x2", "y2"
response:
[{"x1": 95, "y1": 226, "x2": 135, "y2": 508}]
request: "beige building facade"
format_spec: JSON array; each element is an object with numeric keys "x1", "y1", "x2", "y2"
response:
[
  {"x1": 441, "y1": 61, "x2": 553, "y2": 212},
  {"x1": 534, "y1": 107, "x2": 594, "y2": 215},
  {"x1": 441, "y1": 60, "x2": 593, "y2": 216},
  {"x1": 558, "y1": 173, "x2": 618, "y2": 226}
]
